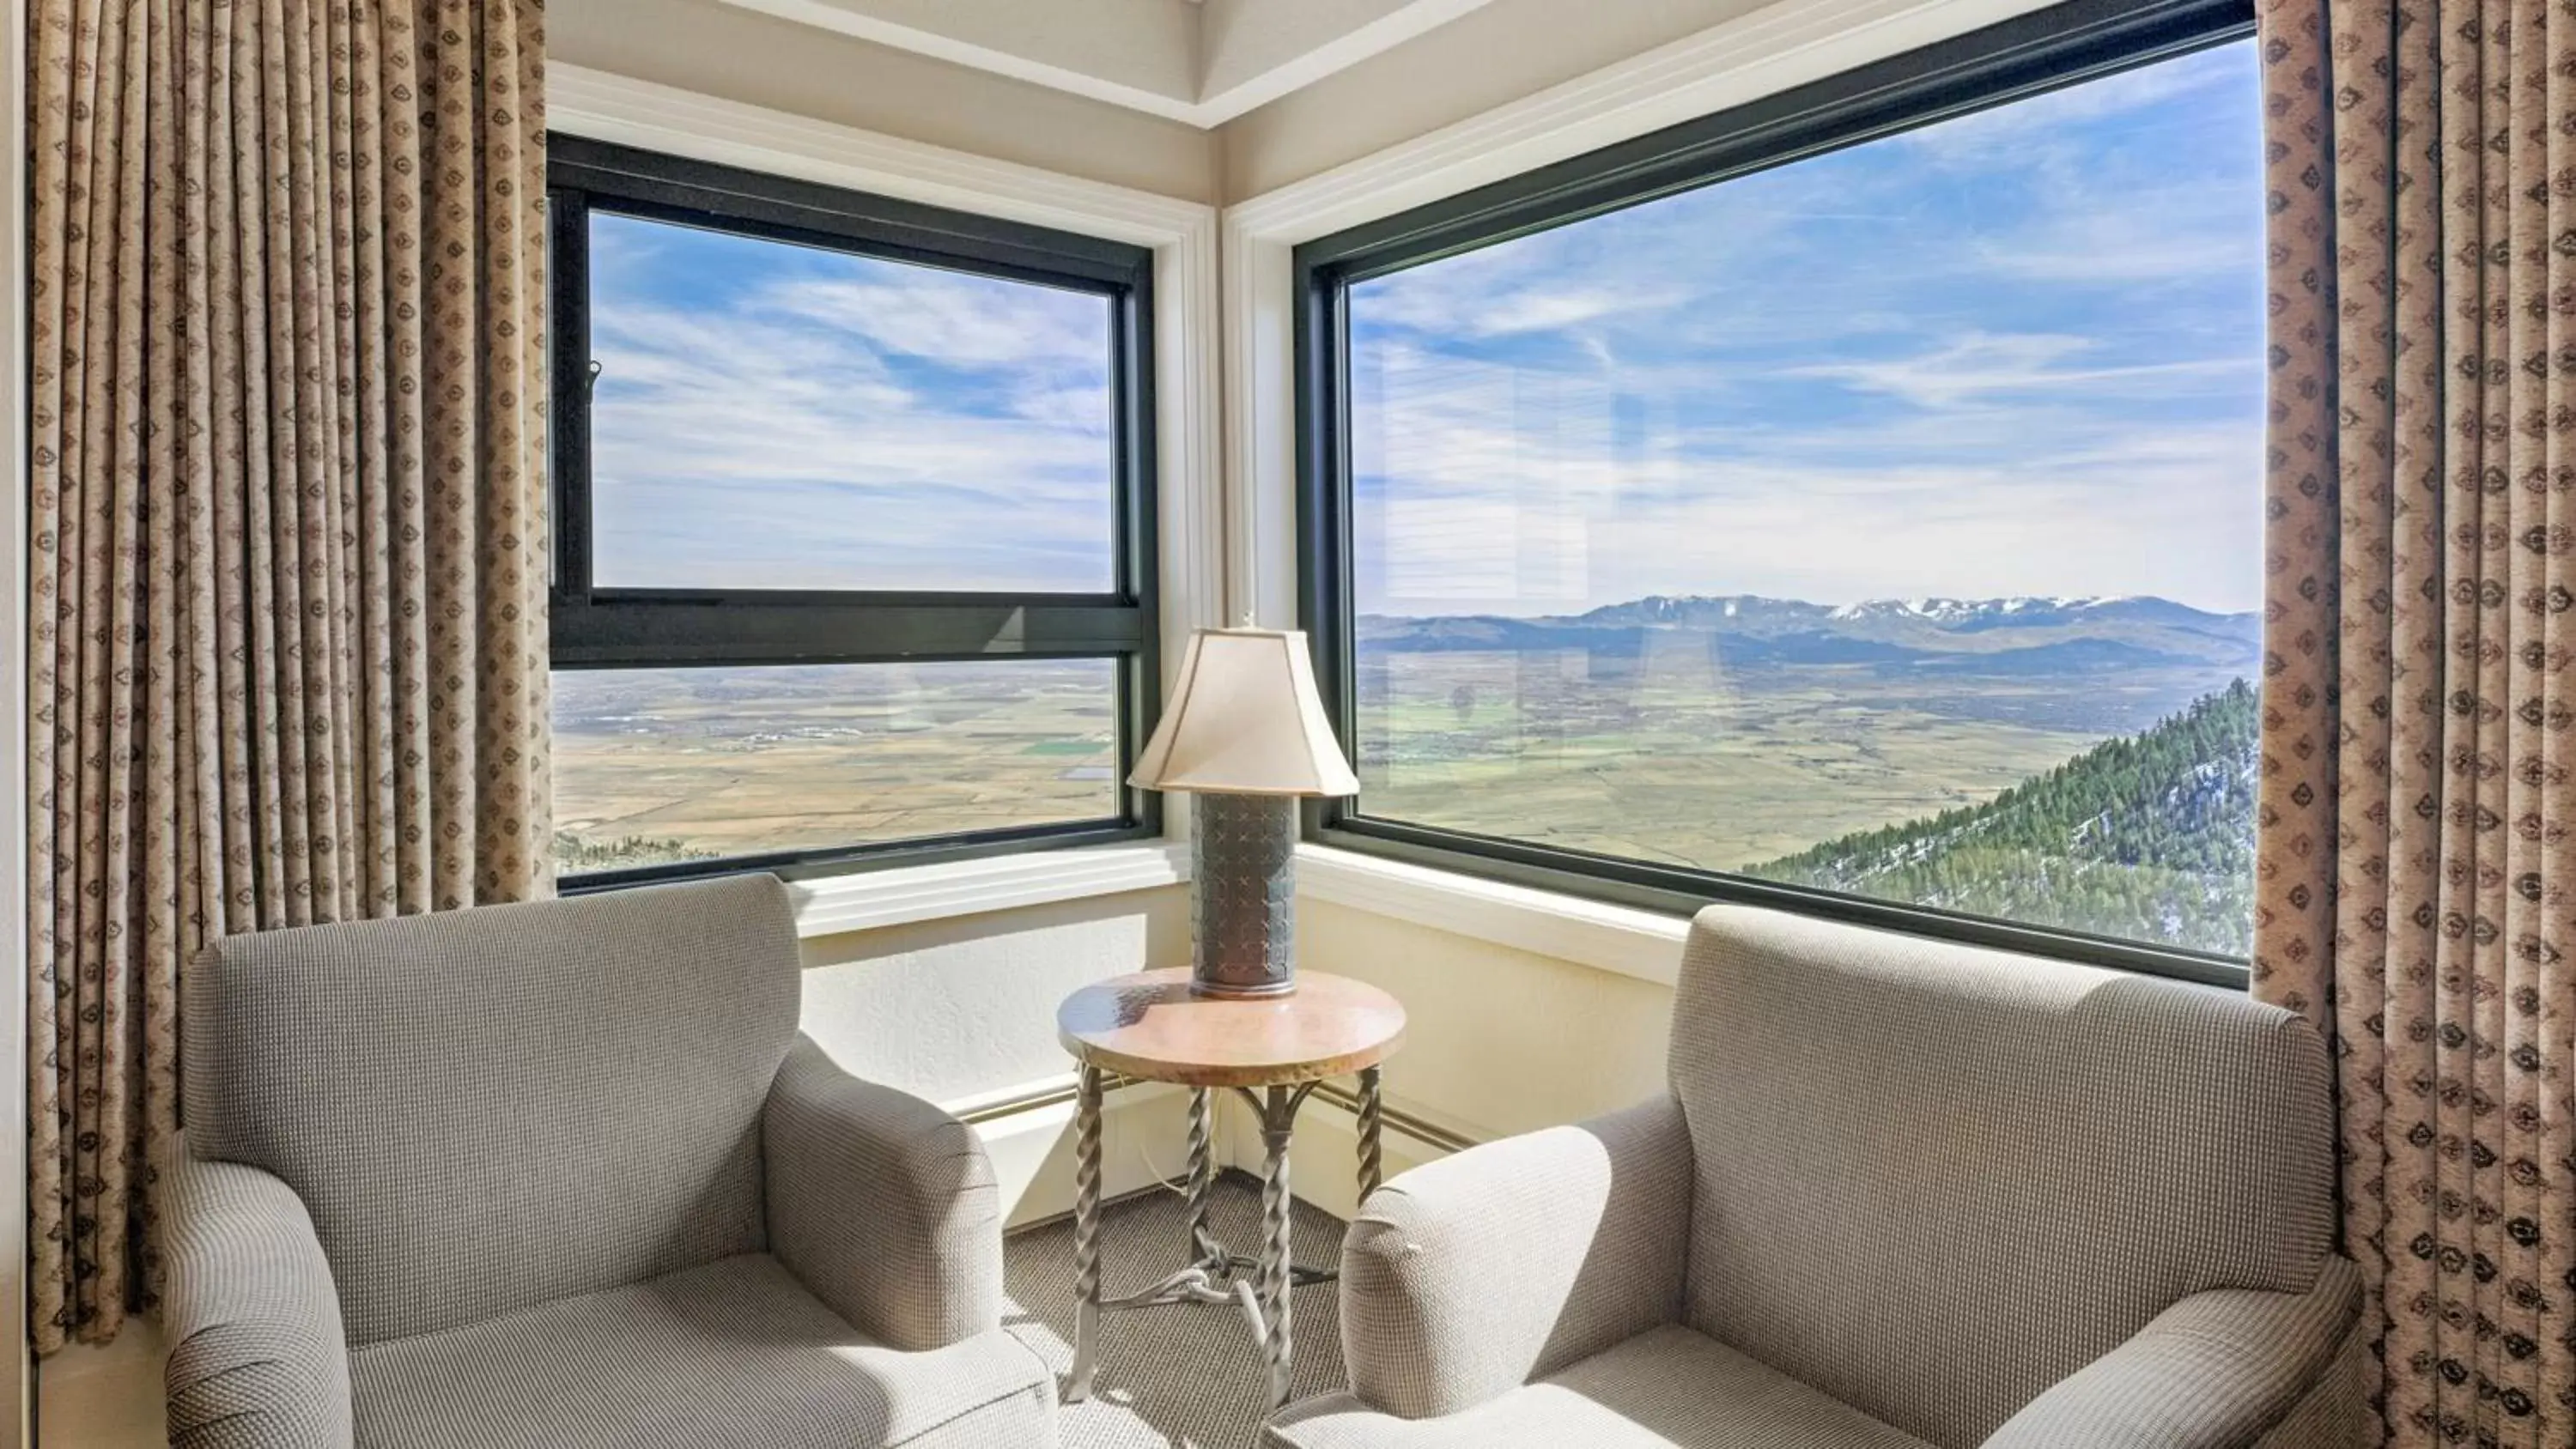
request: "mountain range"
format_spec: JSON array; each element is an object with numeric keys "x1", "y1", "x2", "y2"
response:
[{"x1": 1356, "y1": 593, "x2": 2259, "y2": 675}]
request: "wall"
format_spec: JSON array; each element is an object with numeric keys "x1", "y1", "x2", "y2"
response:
[
  {"x1": 1301, "y1": 900, "x2": 1674, "y2": 1139},
  {"x1": 798, "y1": 888, "x2": 1201, "y2": 1230},
  {"x1": 549, "y1": 0, "x2": 1221, "y2": 203},
  {"x1": 801, "y1": 888, "x2": 1188, "y2": 1104},
  {"x1": 798, "y1": 882, "x2": 1687, "y2": 1230},
  {"x1": 1218, "y1": 0, "x2": 1775, "y2": 200},
  {"x1": 1241, "y1": 899, "x2": 1680, "y2": 1220}
]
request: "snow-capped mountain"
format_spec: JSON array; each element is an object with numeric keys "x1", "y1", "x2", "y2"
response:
[{"x1": 1355, "y1": 592, "x2": 2259, "y2": 671}]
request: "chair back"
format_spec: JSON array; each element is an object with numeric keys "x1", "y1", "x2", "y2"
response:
[
  {"x1": 1668, "y1": 905, "x2": 2331, "y2": 1448},
  {"x1": 184, "y1": 875, "x2": 801, "y2": 1346}
]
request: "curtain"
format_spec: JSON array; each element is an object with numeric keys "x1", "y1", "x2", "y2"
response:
[
  {"x1": 2257, "y1": 1, "x2": 2576, "y2": 1444},
  {"x1": 27, "y1": 0, "x2": 550, "y2": 1354}
]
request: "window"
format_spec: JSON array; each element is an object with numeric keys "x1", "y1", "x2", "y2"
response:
[
  {"x1": 550, "y1": 139, "x2": 1158, "y2": 885},
  {"x1": 1297, "y1": 0, "x2": 2260, "y2": 981}
]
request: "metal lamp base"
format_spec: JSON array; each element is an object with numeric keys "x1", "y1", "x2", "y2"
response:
[{"x1": 1190, "y1": 792, "x2": 1298, "y2": 998}]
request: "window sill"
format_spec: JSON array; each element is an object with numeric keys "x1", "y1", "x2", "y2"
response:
[
  {"x1": 788, "y1": 840, "x2": 1191, "y2": 939},
  {"x1": 1293, "y1": 843, "x2": 1692, "y2": 987},
  {"x1": 1294, "y1": 837, "x2": 2250, "y2": 991}
]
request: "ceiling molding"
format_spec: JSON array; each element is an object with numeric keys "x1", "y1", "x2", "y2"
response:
[
  {"x1": 713, "y1": 0, "x2": 1501, "y2": 128},
  {"x1": 1194, "y1": 0, "x2": 1496, "y2": 123},
  {"x1": 714, "y1": 0, "x2": 1208, "y2": 123}
]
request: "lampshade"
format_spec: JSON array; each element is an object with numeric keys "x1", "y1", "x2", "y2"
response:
[{"x1": 1129, "y1": 627, "x2": 1360, "y2": 797}]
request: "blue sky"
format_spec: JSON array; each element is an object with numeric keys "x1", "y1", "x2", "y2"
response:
[
  {"x1": 1352, "y1": 38, "x2": 2264, "y2": 617},
  {"x1": 586, "y1": 38, "x2": 2261, "y2": 615},
  {"x1": 587, "y1": 215, "x2": 1117, "y2": 591}
]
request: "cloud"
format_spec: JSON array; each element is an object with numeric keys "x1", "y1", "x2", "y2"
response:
[
  {"x1": 1791, "y1": 332, "x2": 2257, "y2": 409},
  {"x1": 1358, "y1": 268, "x2": 1697, "y2": 339},
  {"x1": 768, "y1": 272, "x2": 1108, "y2": 369},
  {"x1": 1341, "y1": 38, "x2": 2267, "y2": 618},
  {"x1": 1895, "y1": 40, "x2": 2246, "y2": 168},
  {"x1": 584, "y1": 214, "x2": 1117, "y2": 592}
]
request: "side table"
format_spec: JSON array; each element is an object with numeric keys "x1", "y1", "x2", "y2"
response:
[{"x1": 1055, "y1": 968, "x2": 1406, "y2": 1410}]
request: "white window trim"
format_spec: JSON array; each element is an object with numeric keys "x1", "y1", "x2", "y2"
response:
[
  {"x1": 1297, "y1": 844, "x2": 1691, "y2": 986},
  {"x1": 788, "y1": 841, "x2": 1190, "y2": 939},
  {"x1": 547, "y1": 66, "x2": 1224, "y2": 937},
  {"x1": 1221, "y1": 0, "x2": 2075, "y2": 968}
]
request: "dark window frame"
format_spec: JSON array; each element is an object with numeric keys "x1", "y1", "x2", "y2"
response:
[
  {"x1": 1293, "y1": 0, "x2": 2260, "y2": 989},
  {"x1": 548, "y1": 136, "x2": 1162, "y2": 891}
]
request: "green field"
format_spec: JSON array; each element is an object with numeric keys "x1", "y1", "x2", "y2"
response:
[
  {"x1": 551, "y1": 660, "x2": 1119, "y2": 873},
  {"x1": 1352, "y1": 648, "x2": 2215, "y2": 872}
]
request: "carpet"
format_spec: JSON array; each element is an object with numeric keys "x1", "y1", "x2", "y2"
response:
[{"x1": 1003, "y1": 1173, "x2": 1350, "y2": 1448}]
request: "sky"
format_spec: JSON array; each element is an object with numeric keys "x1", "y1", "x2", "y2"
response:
[
  {"x1": 584, "y1": 37, "x2": 2263, "y2": 616},
  {"x1": 1351, "y1": 38, "x2": 2266, "y2": 617},
  {"x1": 586, "y1": 214, "x2": 1118, "y2": 592}
]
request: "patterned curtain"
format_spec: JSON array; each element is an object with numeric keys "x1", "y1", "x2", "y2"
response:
[
  {"x1": 2257, "y1": 1, "x2": 2576, "y2": 1444},
  {"x1": 27, "y1": 0, "x2": 551, "y2": 1353}
]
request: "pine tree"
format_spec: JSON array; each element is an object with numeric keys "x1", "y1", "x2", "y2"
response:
[{"x1": 1745, "y1": 680, "x2": 2259, "y2": 955}]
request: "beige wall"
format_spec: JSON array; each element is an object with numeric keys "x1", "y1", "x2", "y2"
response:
[
  {"x1": 798, "y1": 887, "x2": 1190, "y2": 1104},
  {"x1": 550, "y1": 0, "x2": 1221, "y2": 203},
  {"x1": 1302, "y1": 899, "x2": 1675, "y2": 1141},
  {"x1": 1223, "y1": 897, "x2": 1680, "y2": 1222},
  {"x1": 1218, "y1": 0, "x2": 1774, "y2": 200},
  {"x1": 795, "y1": 888, "x2": 1196, "y2": 1231}
]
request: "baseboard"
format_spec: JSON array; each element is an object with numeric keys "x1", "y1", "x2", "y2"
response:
[
  {"x1": 968, "y1": 1075, "x2": 1204, "y2": 1230},
  {"x1": 1211, "y1": 1085, "x2": 1477, "y2": 1222},
  {"x1": 1307, "y1": 1080, "x2": 1479, "y2": 1155},
  {"x1": 969, "y1": 1073, "x2": 1485, "y2": 1229}
]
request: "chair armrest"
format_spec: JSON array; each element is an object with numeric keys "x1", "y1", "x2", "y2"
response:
[
  {"x1": 762, "y1": 1034, "x2": 1001, "y2": 1351},
  {"x1": 1340, "y1": 1094, "x2": 1693, "y2": 1420},
  {"x1": 160, "y1": 1143, "x2": 353, "y2": 1449},
  {"x1": 1981, "y1": 1256, "x2": 2363, "y2": 1449}
]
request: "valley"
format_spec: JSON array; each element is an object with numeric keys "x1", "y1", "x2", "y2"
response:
[
  {"x1": 1351, "y1": 592, "x2": 2259, "y2": 953},
  {"x1": 550, "y1": 591, "x2": 2262, "y2": 955},
  {"x1": 550, "y1": 659, "x2": 1122, "y2": 873}
]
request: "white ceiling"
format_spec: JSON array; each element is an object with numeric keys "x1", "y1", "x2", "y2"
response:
[{"x1": 714, "y1": 0, "x2": 1499, "y2": 126}]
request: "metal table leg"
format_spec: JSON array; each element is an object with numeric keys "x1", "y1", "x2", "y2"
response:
[
  {"x1": 1356, "y1": 1064, "x2": 1383, "y2": 1204},
  {"x1": 1064, "y1": 1066, "x2": 1105, "y2": 1404},
  {"x1": 1224, "y1": 1081, "x2": 1319, "y2": 1410},
  {"x1": 1255, "y1": 1084, "x2": 1297, "y2": 1410},
  {"x1": 1185, "y1": 1086, "x2": 1217, "y2": 1267},
  {"x1": 1064, "y1": 1071, "x2": 1372, "y2": 1411}
]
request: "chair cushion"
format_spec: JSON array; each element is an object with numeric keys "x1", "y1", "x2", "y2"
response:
[
  {"x1": 185, "y1": 876, "x2": 802, "y2": 1345},
  {"x1": 350, "y1": 1253, "x2": 1054, "y2": 1449},
  {"x1": 1262, "y1": 1325, "x2": 1930, "y2": 1449},
  {"x1": 1667, "y1": 905, "x2": 2332, "y2": 1448}
]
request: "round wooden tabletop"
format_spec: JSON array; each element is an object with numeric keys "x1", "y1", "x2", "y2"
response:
[{"x1": 1057, "y1": 968, "x2": 1407, "y2": 1088}]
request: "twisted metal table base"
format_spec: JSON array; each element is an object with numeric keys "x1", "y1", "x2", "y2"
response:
[{"x1": 1062, "y1": 1064, "x2": 1386, "y2": 1411}]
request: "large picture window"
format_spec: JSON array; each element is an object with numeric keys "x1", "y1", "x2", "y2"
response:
[
  {"x1": 550, "y1": 139, "x2": 1158, "y2": 886},
  {"x1": 1297, "y1": 0, "x2": 2260, "y2": 981}
]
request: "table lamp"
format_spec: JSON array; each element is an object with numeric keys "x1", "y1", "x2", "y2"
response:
[{"x1": 1129, "y1": 627, "x2": 1359, "y2": 998}]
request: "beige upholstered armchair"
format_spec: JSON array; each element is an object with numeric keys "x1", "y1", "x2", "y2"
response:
[
  {"x1": 1267, "y1": 905, "x2": 2366, "y2": 1449},
  {"x1": 160, "y1": 875, "x2": 1056, "y2": 1449}
]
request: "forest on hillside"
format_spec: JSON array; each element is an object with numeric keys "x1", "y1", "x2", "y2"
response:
[{"x1": 1747, "y1": 679, "x2": 2259, "y2": 955}]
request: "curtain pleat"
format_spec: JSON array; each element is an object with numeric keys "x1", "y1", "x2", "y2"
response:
[
  {"x1": 25, "y1": 0, "x2": 551, "y2": 1355},
  {"x1": 2258, "y1": 1, "x2": 2576, "y2": 1442}
]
